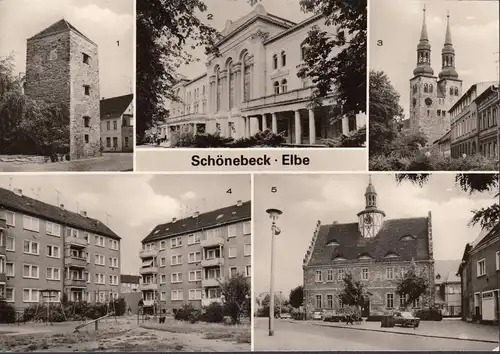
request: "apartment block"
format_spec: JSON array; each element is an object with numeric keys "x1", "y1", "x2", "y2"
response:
[
  {"x1": 139, "y1": 200, "x2": 251, "y2": 310},
  {"x1": 0, "y1": 187, "x2": 121, "y2": 310}
]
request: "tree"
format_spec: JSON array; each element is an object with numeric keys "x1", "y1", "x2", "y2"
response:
[
  {"x1": 368, "y1": 70, "x2": 404, "y2": 156},
  {"x1": 289, "y1": 285, "x2": 304, "y2": 309},
  {"x1": 220, "y1": 274, "x2": 250, "y2": 324},
  {"x1": 297, "y1": 0, "x2": 366, "y2": 118},
  {"x1": 396, "y1": 174, "x2": 499, "y2": 230},
  {"x1": 395, "y1": 266, "x2": 429, "y2": 308},
  {"x1": 136, "y1": 0, "x2": 219, "y2": 141},
  {"x1": 338, "y1": 273, "x2": 365, "y2": 309}
]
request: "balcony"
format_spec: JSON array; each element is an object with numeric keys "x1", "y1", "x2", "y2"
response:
[
  {"x1": 201, "y1": 257, "x2": 224, "y2": 268},
  {"x1": 143, "y1": 300, "x2": 155, "y2": 307},
  {"x1": 64, "y1": 256, "x2": 87, "y2": 268},
  {"x1": 0, "y1": 245, "x2": 5, "y2": 257},
  {"x1": 241, "y1": 87, "x2": 315, "y2": 111},
  {"x1": 65, "y1": 236, "x2": 87, "y2": 248},
  {"x1": 202, "y1": 277, "x2": 223, "y2": 288},
  {"x1": 201, "y1": 236, "x2": 224, "y2": 248},
  {"x1": 139, "y1": 248, "x2": 158, "y2": 259},
  {"x1": 140, "y1": 283, "x2": 158, "y2": 291},
  {"x1": 202, "y1": 298, "x2": 222, "y2": 307},
  {"x1": 140, "y1": 266, "x2": 158, "y2": 275},
  {"x1": 0, "y1": 273, "x2": 6, "y2": 284},
  {"x1": 65, "y1": 278, "x2": 86, "y2": 288}
]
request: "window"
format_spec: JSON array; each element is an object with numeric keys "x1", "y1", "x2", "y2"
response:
[
  {"x1": 23, "y1": 264, "x2": 39, "y2": 279},
  {"x1": 315, "y1": 270, "x2": 323, "y2": 282},
  {"x1": 273, "y1": 81, "x2": 280, "y2": 94},
  {"x1": 84, "y1": 272, "x2": 90, "y2": 283},
  {"x1": 84, "y1": 134, "x2": 89, "y2": 144},
  {"x1": 171, "y1": 290, "x2": 183, "y2": 301},
  {"x1": 84, "y1": 85, "x2": 90, "y2": 95},
  {"x1": 159, "y1": 240, "x2": 166, "y2": 250},
  {"x1": 412, "y1": 297, "x2": 420, "y2": 308},
  {"x1": 160, "y1": 257, "x2": 166, "y2": 267},
  {"x1": 171, "y1": 236, "x2": 183, "y2": 248},
  {"x1": 6, "y1": 236, "x2": 14, "y2": 251},
  {"x1": 272, "y1": 54, "x2": 278, "y2": 69},
  {"x1": 46, "y1": 267, "x2": 60, "y2": 280},
  {"x1": 189, "y1": 289, "x2": 202, "y2": 300},
  {"x1": 94, "y1": 273, "x2": 105, "y2": 284},
  {"x1": 46, "y1": 245, "x2": 60, "y2": 258},
  {"x1": 94, "y1": 254, "x2": 105, "y2": 266},
  {"x1": 171, "y1": 254, "x2": 182, "y2": 265},
  {"x1": 244, "y1": 244, "x2": 251, "y2": 256},
  {"x1": 245, "y1": 265, "x2": 251, "y2": 277},
  {"x1": 301, "y1": 44, "x2": 307, "y2": 60},
  {"x1": 5, "y1": 262, "x2": 14, "y2": 277},
  {"x1": 109, "y1": 240, "x2": 119, "y2": 250},
  {"x1": 188, "y1": 233, "x2": 201, "y2": 245},
  {"x1": 83, "y1": 53, "x2": 90, "y2": 64},
  {"x1": 386, "y1": 267, "x2": 394, "y2": 280},
  {"x1": 243, "y1": 221, "x2": 251, "y2": 235},
  {"x1": 106, "y1": 121, "x2": 110, "y2": 131},
  {"x1": 230, "y1": 267, "x2": 238, "y2": 277},
  {"x1": 477, "y1": 259, "x2": 486, "y2": 277},
  {"x1": 171, "y1": 272, "x2": 183, "y2": 283},
  {"x1": 228, "y1": 246, "x2": 237, "y2": 258},
  {"x1": 386, "y1": 293, "x2": 394, "y2": 308},
  {"x1": 228, "y1": 225, "x2": 237, "y2": 238},
  {"x1": 4, "y1": 288, "x2": 14, "y2": 302},
  {"x1": 23, "y1": 240, "x2": 39, "y2": 255},
  {"x1": 109, "y1": 257, "x2": 118, "y2": 268},
  {"x1": 160, "y1": 274, "x2": 166, "y2": 284},
  {"x1": 23, "y1": 215, "x2": 39, "y2": 232},
  {"x1": 5, "y1": 211, "x2": 14, "y2": 226},
  {"x1": 113, "y1": 120, "x2": 118, "y2": 130},
  {"x1": 95, "y1": 235, "x2": 105, "y2": 247},
  {"x1": 361, "y1": 268, "x2": 369, "y2": 280},
  {"x1": 327, "y1": 294, "x2": 333, "y2": 308},
  {"x1": 109, "y1": 275, "x2": 119, "y2": 285},
  {"x1": 112, "y1": 137, "x2": 118, "y2": 148},
  {"x1": 281, "y1": 79, "x2": 287, "y2": 93},
  {"x1": 106, "y1": 137, "x2": 111, "y2": 147},
  {"x1": 124, "y1": 137, "x2": 129, "y2": 147},
  {"x1": 46, "y1": 222, "x2": 60, "y2": 236},
  {"x1": 189, "y1": 270, "x2": 202, "y2": 282},
  {"x1": 326, "y1": 269, "x2": 333, "y2": 281},
  {"x1": 281, "y1": 51, "x2": 286, "y2": 66},
  {"x1": 337, "y1": 269, "x2": 345, "y2": 281},
  {"x1": 23, "y1": 289, "x2": 39, "y2": 303},
  {"x1": 83, "y1": 116, "x2": 90, "y2": 128},
  {"x1": 315, "y1": 294, "x2": 322, "y2": 309},
  {"x1": 188, "y1": 251, "x2": 202, "y2": 263},
  {"x1": 496, "y1": 251, "x2": 499, "y2": 271}
]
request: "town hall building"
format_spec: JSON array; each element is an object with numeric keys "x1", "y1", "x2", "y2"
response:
[
  {"x1": 160, "y1": 4, "x2": 366, "y2": 145},
  {"x1": 302, "y1": 177, "x2": 435, "y2": 317}
]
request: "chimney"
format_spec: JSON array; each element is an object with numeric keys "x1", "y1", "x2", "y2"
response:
[
  {"x1": 172, "y1": 217, "x2": 177, "y2": 223},
  {"x1": 60, "y1": 204, "x2": 65, "y2": 210},
  {"x1": 80, "y1": 211, "x2": 87, "y2": 217},
  {"x1": 192, "y1": 211, "x2": 199, "y2": 218},
  {"x1": 236, "y1": 200, "x2": 242, "y2": 207},
  {"x1": 13, "y1": 188, "x2": 22, "y2": 196}
]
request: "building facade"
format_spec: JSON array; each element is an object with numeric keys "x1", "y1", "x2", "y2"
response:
[
  {"x1": 303, "y1": 178, "x2": 435, "y2": 318},
  {"x1": 100, "y1": 94, "x2": 134, "y2": 152},
  {"x1": 409, "y1": 9, "x2": 462, "y2": 146},
  {"x1": 160, "y1": 4, "x2": 365, "y2": 145},
  {"x1": 0, "y1": 187, "x2": 121, "y2": 310},
  {"x1": 139, "y1": 201, "x2": 251, "y2": 311},
  {"x1": 120, "y1": 274, "x2": 141, "y2": 294},
  {"x1": 476, "y1": 87, "x2": 499, "y2": 160},
  {"x1": 458, "y1": 224, "x2": 499, "y2": 324},
  {"x1": 434, "y1": 260, "x2": 461, "y2": 317},
  {"x1": 24, "y1": 19, "x2": 101, "y2": 160}
]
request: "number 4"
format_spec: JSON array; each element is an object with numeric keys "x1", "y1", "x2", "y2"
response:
[{"x1": 226, "y1": 188, "x2": 232, "y2": 194}]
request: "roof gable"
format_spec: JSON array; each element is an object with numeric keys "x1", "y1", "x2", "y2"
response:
[
  {"x1": 307, "y1": 217, "x2": 430, "y2": 266},
  {"x1": 29, "y1": 19, "x2": 95, "y2": 45},
  {"x1": 100, "y1": 94, "x2": 134, "y2": 119}
]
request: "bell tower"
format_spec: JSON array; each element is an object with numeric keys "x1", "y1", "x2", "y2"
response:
[{"x1": 357, "y1": 175, "x2": 385, "y2": 238}]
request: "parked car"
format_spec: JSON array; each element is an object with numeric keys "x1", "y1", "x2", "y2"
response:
[
  {"x1": 312, "y1": 311, "x2": 323, "y2": 320},
  {"x1": 393, "y1": 311, "x2": 420, "y2": 328}
]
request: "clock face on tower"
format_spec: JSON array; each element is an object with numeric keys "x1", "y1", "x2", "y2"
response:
[
  {"x1": 364, "y1": 214, "x2": 373, "y2": 225},
  {"x1": 425, "y1": 97, "x2": 433, "y2": 106}
]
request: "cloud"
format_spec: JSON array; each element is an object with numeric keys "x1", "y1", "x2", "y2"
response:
[{"x1": 181, "y1": 191, "x2": 197, "y2": 200}]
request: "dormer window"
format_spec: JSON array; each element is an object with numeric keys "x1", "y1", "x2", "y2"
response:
[
  {"x1": 384, "y1": 252, "x2": 400, "y2": 259},
  {"x1": 358, "y1": 253, "x2": 373, "y2": 260},
  {"x1": 325, "y1": 240, "x2": 339, "y2": 247},
  {"x1": 332, "y1": 255, "x2": 346, "y2": 262},
  {"x1": 400, "y1": 234, "x2": 416, "y2": 241}
]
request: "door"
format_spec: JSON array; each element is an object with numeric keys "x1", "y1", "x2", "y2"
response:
[{"x1": 361, "y1": 297, "x2": 370, "y2": 317}]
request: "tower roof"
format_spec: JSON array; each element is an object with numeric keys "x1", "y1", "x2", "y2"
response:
[
  {"x1": 417, "y1": 6, "x2": 431, "y2": 50},
  {"x1": 413, "y1": 6, "x2": 434, "y2": 77},
  {"x1": 439, "y1": 13, "x2": 459, "y2": 80},
  {"x1": 365, "y1": 175, "x2": 376, "y2": 195},
  {"x1": 28, "y1": 19, "x2": 95, "y2": 45}
]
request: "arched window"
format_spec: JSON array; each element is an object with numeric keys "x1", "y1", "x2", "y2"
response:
[
  {"x1": 449, "y1": 87, "x2": 453, "y2": 96},
  {"x1": 273, "y1": 81, "x2": 280, "y2": 94},
  {"x1": 454, "y1": 87, "x2": 459, "y2": 96},
  {"x1": 243, "y1": 53, "x2": 251, "y2": 101},
  {"x1": 429, "y1": 84, "x2": 433, "y2": 93},
  {"x1": 301, "y1": 44, "x2": 307, "y2": 60},
  {"x1": 412, "y1": 84, "x2": 417, "y2": 94},
  {"x1": 281, "y1": 51, "x2": 286, "y2": 66},
  {"x1": 216, "y1": 66, "x2": 221, "y2": 111},
  {"x1": 424, "y1": 83, "x2": 428, "y2": 93},
  {"x1": 227, "y1": 59, "x2": 234, "y2": 109},
  {"x1": 272, "y1": 54, "x2": 278, "y2": 69},
  {"x1": 281, "y1": 79, "x2": 288, "y2": 93},
  {"x1": 202, "y1": 85, "x2": 205, "y2": 96},
  {"x1": 83, "y1": 116, "x2": 90, "y2": 128}
]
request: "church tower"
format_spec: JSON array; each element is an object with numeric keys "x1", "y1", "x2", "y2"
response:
[{"x1": 357, "y1": 176, "x2": 385, "y2": 238}]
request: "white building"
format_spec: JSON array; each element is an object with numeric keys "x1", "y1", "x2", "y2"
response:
[{"x1": 161, "y1": 4, "x2": 366, "y2": 145}]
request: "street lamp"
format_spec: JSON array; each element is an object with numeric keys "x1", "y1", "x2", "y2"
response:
[{"x1": 266, "y1": 208, "x2": 282, "y2": 336}]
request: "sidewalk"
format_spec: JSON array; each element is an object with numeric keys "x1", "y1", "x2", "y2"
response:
[{"x1": 289, "y1": 319, "x2": 499, "y2": 343}]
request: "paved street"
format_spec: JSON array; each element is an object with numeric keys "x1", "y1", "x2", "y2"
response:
[
  {"x1": 253, "y1": 318, "x2": 498, "y2": 351},
  {"x1": 0, "y1": 153, "x2": 133, "y2": 172}
]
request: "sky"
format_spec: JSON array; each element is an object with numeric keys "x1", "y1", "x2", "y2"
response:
[
  {"x1": 0, "y1": 0, "x2": 134, "y2": 99},
  {"x1": 253, "y1": 173, "x2": 498, "y2": 297},
  {"x1": 370, "y1": 0, "x2": 499, "y2": 119},
  {"x1": 0, "y1": 174, "x2": 251, "y2": 275},
  {"x1": 174, "y1": 0, "x2": 310, "y2": 79}
]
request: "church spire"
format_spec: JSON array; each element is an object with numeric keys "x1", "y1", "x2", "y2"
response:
[
  {"x1": 365, "y1": 174, "x2": 377, "y2": 209},
  {"x1": 439, "y1": 11, "x2": 459, "y2": 80},
  {"x1": 413, "y1": 6, "x2": 434, "y2": 77}
]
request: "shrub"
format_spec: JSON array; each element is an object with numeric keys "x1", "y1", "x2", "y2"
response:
[
  {"x1": 84, "y1": 303, "x2": 107, "y2": 320},
  {"x1": 188, "y1": 308, "x2": 202, "y2": 324},
  {"x1": 173, "y1": 131, "x2": 196, "y2": 147},
  {"x1": 291, "y1": 311, "x2": 305, "y2": 320},
  {"x1": 0, "y1": 299, "x2": 16, "y2": 323},
  {"x1": 322, "y1": 125, "x2": 367, "y2": 148},
  {"x1": 229, "y1": 130, "x2": 285, "y2": 148},
  {"x1": 366, "y1": 315, "x2": 384, "y2": 322},
  {"x1": 172, "y1": 130, "x2": 287, "y2": 148},
  {"x1": 22, "y1": 304, "x2": 66, "y2": 322},
  {"x1": 202, "y1": 302, "x2": 224, "y2": 323},
  {"x1": 173, "y1": 304, "x2": 196, "y2": 321},
  {"x1": 415, "y1": 308, "x2": 442, "y2": 321},
  {"x1": 193, "y1": 133, "x2": 233, "y2": 148}
]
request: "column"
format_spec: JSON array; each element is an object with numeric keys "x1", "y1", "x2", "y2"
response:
[
  {"x1": 227, "y1": 71, "x2": 231, "y2": 110},
  {"x1": 308, "y1": 109, "x2": 316, "y2": 145},
  {"x1": 271, "y1": 113, "x2": 278, "y2": 134},
  {"x1": 262, "y1": 114, "x2": 267, "y2": 131},
  {"x1": 246, "y1": 117, "x2": 251, "y2": 137},
  {"x1": 294, "y1": 110, "x2": 301, "y2": 144},
  {"x1": 194, "y1": 123, "x2": 198, "y2": 135},
  {"x1": 342, "y1": 116, "x2": 349, "y2": 135},
  {"x1": 250, "y1": 116, "x2": 259, "y2": 135},
  {"x1": 240, "y1": 62, "x2": 245, "y2": 103}
]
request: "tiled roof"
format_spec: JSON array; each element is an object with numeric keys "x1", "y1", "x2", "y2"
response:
[
  {"x1": 308, "y1": 217, "x2": 431, "y2": 266},
  {"x1": 0, "y1": 188, "x2": 120, "y2": 240},
  {"x1": 120, "y1": 274, "x2": 140, "y2": 284},
  {"x1": 29, "y1": 19, "x2": 95, "y2": 45},
  {"x1": 434, "y1": 259, "x2": 461, "y2": 284},
  {"x1": 142, "y1": 201, "x2": 251, "y2": 243},
  {"x1": 100, "y1": 94, "x2": 134, "y2": 119}
]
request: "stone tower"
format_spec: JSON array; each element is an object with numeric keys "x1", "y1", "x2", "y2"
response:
[
  {"x1": 25, "y1": 19, "x2": 101, "y2": 160},
  {"x1": 408, "y1": 8, "x2": 461, "y2": 146}
]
